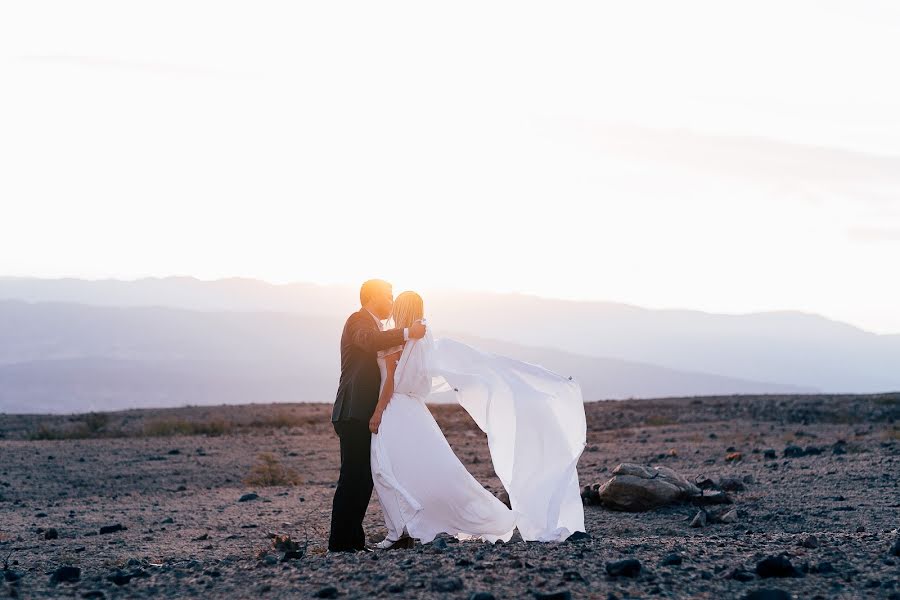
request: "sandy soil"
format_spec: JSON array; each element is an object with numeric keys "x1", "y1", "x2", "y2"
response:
[{"x1": 1, "y1": 393, "x2": 898, "y2": 599}]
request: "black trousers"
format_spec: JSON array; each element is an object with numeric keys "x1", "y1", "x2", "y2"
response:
[{"x1": 328, "y1": 419, "x2": 373, "y2": 551}]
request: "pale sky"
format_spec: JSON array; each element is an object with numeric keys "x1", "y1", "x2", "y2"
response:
[{"x1": 2, "y1": 1, "x2": 899, "y2": 333}]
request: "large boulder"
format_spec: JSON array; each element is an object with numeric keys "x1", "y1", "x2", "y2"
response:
[{"x1": 596, "y1": 463, "x2": 701, "y2": 511}]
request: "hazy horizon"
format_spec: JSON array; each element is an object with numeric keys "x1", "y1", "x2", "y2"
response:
[{"x1": 2, "y1": 273, "x2": 897, "y2": 337}]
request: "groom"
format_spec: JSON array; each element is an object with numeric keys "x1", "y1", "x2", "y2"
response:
[{"x1": 328, "y1": 279, "x2": 426, "y2": 552}]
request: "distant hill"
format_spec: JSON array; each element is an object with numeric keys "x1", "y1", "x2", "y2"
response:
[
  {"x1": 0, "y1": 300, "x2": 812, "y2": 414},
  {"x1": 1, "y1": 276, "x2": 898, "y2": 392}
]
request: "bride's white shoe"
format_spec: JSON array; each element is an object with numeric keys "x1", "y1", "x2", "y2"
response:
[{"x1": 374, "y1": 535, "x2": 415, "y2": 550}]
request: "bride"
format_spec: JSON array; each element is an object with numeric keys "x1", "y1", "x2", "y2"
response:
[{"x1": 368, "y1": 291, "x2": 586, "y2": 548}]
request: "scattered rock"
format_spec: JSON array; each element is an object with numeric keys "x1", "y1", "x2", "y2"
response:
[
  {"x1": 661, "y1": 553, "x2": 683, "y2": 566},
  {"x1": 565, "y1": 531, "x2": 590, "y2": 543},
  {"x1": 99, "y1": 524, "x2": 126, "y2": 535},
  {"x1": 432, "y1": 537, "x2": 449, "y2": 551},
  {"x1": 532, "y1": 591, "x2": 572, "y2": 600},
  {"x1": 728, "y1": 567, "x2": 755, "y2": 582},
  {"x1": 690, "y1": 510, "x2": 707, "y2": 528},
  {"x1": 106, "y1": 570, "x2": 135, "y2": 586},
  {"x1": 50, "y1": 566, "x2": 80, "y2": 584},
  {"x1": 783, "y1": 445, "x2": 805, "y2": 458},
  {"x1": 743, "y1": 589, "x2": 792, "y2": 600},
  {"x1": 755, "y1": 555, "x2": 804, "y2": 578},
  {"x1": 890, "y1": 538, "x2": 900, "y2": 557},
  {"x1": 719, "y1": 477, "x2": 746, "y2": 492},
  {"x1": 606, "y1": 559, "x2": 641, "y2": 578},
  {"x1": 431, "y1": 577, "x2": 464, "y2": 592},
  {"x1": 562, "y1": 570, "x2": 585, "y2": 583},
  {"x1": 832, "y1": 440, "x2": 848, "y2": 455},
  {"x1": 43, "y1": 528, "x2": 58, "y2": 540},
  {"x1": 798, "y1": 535, "x2": 818, "y2": 549},
  {"x1": 238, "y1": 493, "x2": 259, "y2": 502},
  {"x1": 314, "y1": 586, "x2": 339, "y2": 598},
  {"x1": 803, "y1": 445, "x2": 822, "y2": 455},
  {"x1": 763, "y1": 449, "x2": 777, "y2": 460},
  {"x1": 469, "y1": 593, "x2": 495, "y2": 600},
  {"x1": 596, "y1": 463, "x2": 700, "y2": 511},
  {"x1": 715, "y1": 508, "x2": 738, "y2": 524}
]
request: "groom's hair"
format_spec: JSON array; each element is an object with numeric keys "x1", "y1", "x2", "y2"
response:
[{"x1": 360, "y1": 279, "x2": 391, "y2": 306}]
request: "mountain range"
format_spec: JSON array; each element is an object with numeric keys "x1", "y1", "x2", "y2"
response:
[{"x1": 0, "y1": 276, "x2": 897, "y2": 413}]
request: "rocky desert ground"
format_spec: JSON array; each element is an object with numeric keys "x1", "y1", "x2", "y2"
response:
[{"x1": 1, "y1": 393, "x2": 898, "y2": 599}]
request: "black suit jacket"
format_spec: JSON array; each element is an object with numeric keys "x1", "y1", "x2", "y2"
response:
[{"x1": 332, "y1": 309, "x2": 406, "y2": 423}]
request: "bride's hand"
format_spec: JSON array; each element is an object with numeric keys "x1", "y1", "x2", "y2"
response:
[{"x1": 369, "y1": 410, "x2": 383, "y2": 434}]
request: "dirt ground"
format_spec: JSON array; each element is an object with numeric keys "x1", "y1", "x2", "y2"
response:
[{"x1": 1, "y1": 393, "x2": 898, "y2": 599}]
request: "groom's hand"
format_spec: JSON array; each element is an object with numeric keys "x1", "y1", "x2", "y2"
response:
[{"x1": 408, "y1": 321, "x2": 426, "y2": 340}]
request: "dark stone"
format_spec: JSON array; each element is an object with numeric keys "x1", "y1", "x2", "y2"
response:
[
  {"x1": 532, "y1": 592, "x2": 572, "y2": 600},
  {"x1": 763, "y1": 449, "x2": 777, "y2": 460},
  {"x1": 816, "y1": 560, "x2": 834, "y2": 573},
  {"x1": 799, "y1": 535, "x2": 818, "y2": 549},
  {"x1": 469, "y1": 593, "x2": 495, "y2": 600},
  {"x1": 832, "y1": 441, "x2": 847, "y2": 455},
  {"x1": 743, "y1": 589, "x2": 792, "y2": 600},
  {"x1": 804, "y1": 445, "x2": 822, "y2": 455},
  {"x1": 728, "y1": 567, "x2": 755, "y2": 582},
  {"x1": 106, "y1": 570, "x2": 133, "y2": 586},
  {"x1": 565, "y1": 531, "x2": 590, "y2": 543},
  {"x1": 3, "y1": 570, "x2": 22, "y2": 583},
  {"x1": 238, "y1": 493, "x2": 259, "y2": 502},
  {"x1": 386, "y1": 583, "x2": 405, "y2": 593},
  {"x1": 719, "y1": 477, "x2": 746, "y2": 492},
  {"x1": 661, "y1": 553, "x2": 683, "y2": 566},
  {"x1": 690, "y1": 510, "x2": 707, "y2": 528},
  {"x1": 82, "y1": 591, "x2": 106, "y2": 599},
  {"x1": 50, "y1": 566, "x2": 80, "y2": 584},
  {"x1": 606, "y1": 559, "x2": 641, "y2": 578},
  {"x1": 562, "y1": 570, "x2": 585, "y2": 582},
  {"x1": 432, "y1": 537, "x2": 448, "y2": 551},
  {"x1": 314, "y1": 586, "x2": 339, "y2": 599},
  {"x1": 890, "y1": 538, "x2": 900, "y2": 557},
  {"x1": 755, "y1": 555, "x2": 804, "y2": 578},
  {"x1": 44, "y1": 528, "x2": 58, "y2": 540},
  {"x1": 167, "y1": 449, "x2": 180, "y2": 455},
  {"x1": 99, "y1": 524, "x2": 126, "y2": 535},
  {"x1": 783, "y1": 445, "x2": 805, "y2": 458},
  {"x1": 431, "y1": 577, "x2": 464, "y2": 592}
]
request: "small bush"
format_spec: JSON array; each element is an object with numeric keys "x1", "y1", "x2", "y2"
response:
[
  {"x1": 142, "y1": 419, "x2": 232, "y2": 437},
  {"x1": 244, "y1": 453, "x2": 302, "y2": 487}
]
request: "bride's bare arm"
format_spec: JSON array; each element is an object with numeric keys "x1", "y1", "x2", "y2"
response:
[{"x1": 369, "y1": 350, "x2": 402, "y2": 434}]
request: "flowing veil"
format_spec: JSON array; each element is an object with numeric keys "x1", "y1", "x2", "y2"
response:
[{"x1": 392, "y1": 324, "x2": 587, "y2": 542}]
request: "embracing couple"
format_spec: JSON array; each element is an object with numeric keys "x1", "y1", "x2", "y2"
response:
[{"x1": 328, "y1": 279, "x2": 587, "y2": 553}]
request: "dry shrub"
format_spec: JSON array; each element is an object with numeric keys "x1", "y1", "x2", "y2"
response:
[
  {"x1": 142, "y1": 418, "x2": 232, "y2": 437},
  {"x1": 244, "y1": 453, "x2": 302, "y2": 487}
]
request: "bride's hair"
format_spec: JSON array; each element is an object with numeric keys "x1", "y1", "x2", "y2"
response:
[{"x1": 391, "y1": 291, "x2": 424, "y2": 329}]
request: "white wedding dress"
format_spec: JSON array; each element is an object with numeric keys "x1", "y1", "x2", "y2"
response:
[{"x1": 370, "y1": 327, "x2": 586, "y2": 544}]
